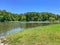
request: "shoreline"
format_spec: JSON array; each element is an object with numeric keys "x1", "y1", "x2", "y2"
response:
[
  {"x1": 5, "y1": 24, "x2": 60, "y2": 45},
  {"x1": 0, "y1": 21, "x2": 60, "y2": 23}
]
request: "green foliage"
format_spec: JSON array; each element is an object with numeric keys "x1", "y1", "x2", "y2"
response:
[
  {"x1": 49, "y1": 17, "x2": 55, "y2": 22},
  {"x1": 0, "y1": 10, "x2": 60, "y2": 22}
]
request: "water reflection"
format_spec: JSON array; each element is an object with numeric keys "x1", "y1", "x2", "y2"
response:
[{"x1": 0, "y1": 22, "x2": 49, "y2": 37}]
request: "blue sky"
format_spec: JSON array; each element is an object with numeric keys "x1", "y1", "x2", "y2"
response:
[{"x1": 0, "y1": 0, "x2": 60, "y2": 14}]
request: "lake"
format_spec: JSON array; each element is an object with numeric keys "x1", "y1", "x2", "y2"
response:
[{"x1": 0, "y1": 22, "x2": 50, "y2": 37}]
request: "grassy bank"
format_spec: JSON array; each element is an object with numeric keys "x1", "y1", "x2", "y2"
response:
[{"x1": 6, "y1": 24, "x2": 60, "y2": 45}]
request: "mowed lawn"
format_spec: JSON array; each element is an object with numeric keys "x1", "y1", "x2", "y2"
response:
[{"x1": 6, "y1": 24, "x2": 60, "y2": 45}]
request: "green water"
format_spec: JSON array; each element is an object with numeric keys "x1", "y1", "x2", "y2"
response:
[{"x1": 0, "y1": 22, "x2": 49, "y2": 37}]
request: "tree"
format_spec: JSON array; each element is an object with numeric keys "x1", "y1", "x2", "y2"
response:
[
  {"x1": 49, "y1": 17, "x2": 55, "y2": 22},
  {"x1": 0, "y1": 10, "x2": 60, "y2": 22}
]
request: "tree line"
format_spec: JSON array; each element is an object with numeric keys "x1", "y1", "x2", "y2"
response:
[{"x1": 0, "y1": 10, "x2": 60, "y2": 22}]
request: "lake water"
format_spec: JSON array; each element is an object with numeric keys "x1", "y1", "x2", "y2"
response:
[{"x1": 0, "y1": 22, "x2": 50, "y2": 37}]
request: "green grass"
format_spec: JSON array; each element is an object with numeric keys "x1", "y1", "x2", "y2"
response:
[{"x1": 6, "y1": 24, "x2": 60, "y2": 45}]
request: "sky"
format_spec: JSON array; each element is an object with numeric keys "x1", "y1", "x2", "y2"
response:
[{"x1": 0, "y1": 0, "x2": 60, "y2": 14}]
